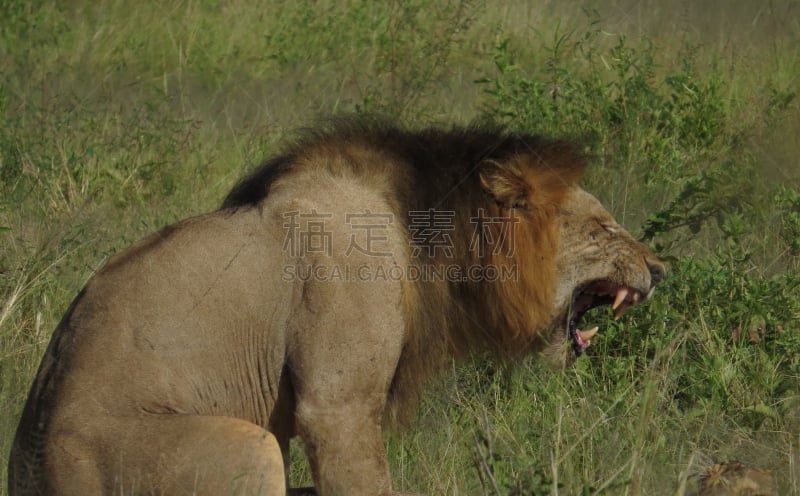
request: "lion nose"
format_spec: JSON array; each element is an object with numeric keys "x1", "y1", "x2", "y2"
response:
[{"x1": 647, "y1": 258, "x2": 665, "y2": 287}]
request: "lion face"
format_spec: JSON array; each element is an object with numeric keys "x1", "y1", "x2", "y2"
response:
[{"x1": 543, "y1": 186, "x2": 665, "y2": 367}]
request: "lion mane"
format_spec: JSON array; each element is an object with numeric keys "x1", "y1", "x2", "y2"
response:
[{"x1": 222, "y1": 119, "x2": 586, "y2": 421}]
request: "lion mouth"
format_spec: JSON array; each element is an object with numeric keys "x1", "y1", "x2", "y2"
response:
[{"x1": 568, "y1": 281, "x2": 643, "y2": 357}]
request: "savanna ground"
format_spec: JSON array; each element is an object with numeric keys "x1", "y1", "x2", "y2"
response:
[{"x1": 1, "y1": 1, "x2": 799, "y2": 494}]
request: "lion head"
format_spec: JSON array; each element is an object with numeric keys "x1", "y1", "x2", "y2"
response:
[
  {"x1": 383, "y1": 129, "x2": 665, "y2": 419},
  {"x1": 471, "y1": 145, "x2": 665, "y2": 368},
  {"x1": 543, "y1": 185, "x2": 665, "y2": 367}
]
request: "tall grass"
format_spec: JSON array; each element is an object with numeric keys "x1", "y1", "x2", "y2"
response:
[{"x1": 2, "y1": 1, "x2": 799, "y2": 494}]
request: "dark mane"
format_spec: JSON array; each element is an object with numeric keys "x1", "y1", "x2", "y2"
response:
[
  {"x1": 220, "y1": 117, "x2": 581, "y2": 210},
  {"x1": 218, "y1": 117, "x2": 588, "y2": 424},
  {"x1": 220, "y1": 155, "x2": 294, "y2": 209}
]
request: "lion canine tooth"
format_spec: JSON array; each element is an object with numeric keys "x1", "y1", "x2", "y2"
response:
[
  {"x1": 578, "y1": 326, "x2": 599, "y2": 342},
  {"x1": 612, "y1": 288, "x2": 628, "y2": 310}
]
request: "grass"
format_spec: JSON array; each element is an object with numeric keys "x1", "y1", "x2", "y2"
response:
[{"x1": 2, "y1": 0, "x2": 799, "y2": 494}]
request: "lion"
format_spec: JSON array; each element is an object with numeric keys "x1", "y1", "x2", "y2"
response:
[{"x1": 8, "y1": 119, "x2": 665, "y2": 495}]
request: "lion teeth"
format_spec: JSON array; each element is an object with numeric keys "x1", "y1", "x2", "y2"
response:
[
  {"x1": 612, "y1": 288, "x2": 629, "y2": 310},
  {"x1": 578, "y1": 326, "x2": 599, "y2": 343}
]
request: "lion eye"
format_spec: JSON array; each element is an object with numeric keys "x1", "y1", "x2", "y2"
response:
[{"x1": 589, "y1": 223, "x2": 617, "y2": 241}]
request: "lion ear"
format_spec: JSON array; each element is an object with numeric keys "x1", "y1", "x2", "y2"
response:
[{"x1": 478, "y1": 159, "x2": 531, "y2": 210}]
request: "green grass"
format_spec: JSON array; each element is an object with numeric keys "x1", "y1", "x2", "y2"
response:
[{"x1": 2, "y1": 1, "x2": 799, "y2": 494}]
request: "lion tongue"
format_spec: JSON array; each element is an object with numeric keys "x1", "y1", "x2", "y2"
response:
[{"x1": 576, "y1": 326, "x2": 599, "y2": 351}]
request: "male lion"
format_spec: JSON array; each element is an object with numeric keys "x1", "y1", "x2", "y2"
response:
[{"x1": 9, "y1": 120, "x2": 664, "y2": 495}]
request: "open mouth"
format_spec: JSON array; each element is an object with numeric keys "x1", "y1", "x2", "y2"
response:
[{"x1": 568, "y1": 281, "x2": 643, "y2": 357}]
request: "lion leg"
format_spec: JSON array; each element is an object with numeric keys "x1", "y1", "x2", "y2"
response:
[
  {"x1": 51, "y1": 415, "x2": 286, "y2": 495},
  {"x1": 154, "y1": 415, "x2": 286, "y2": 495},
  {"x1": 296, "y1": 401, "x2": 392, "y2": 496},
  {"x1": 138, "y1": 415, "x2": 286, "y2": 495},
  {"x1": 288, "y1": 276, "x2": 405, "y2": 495}
]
